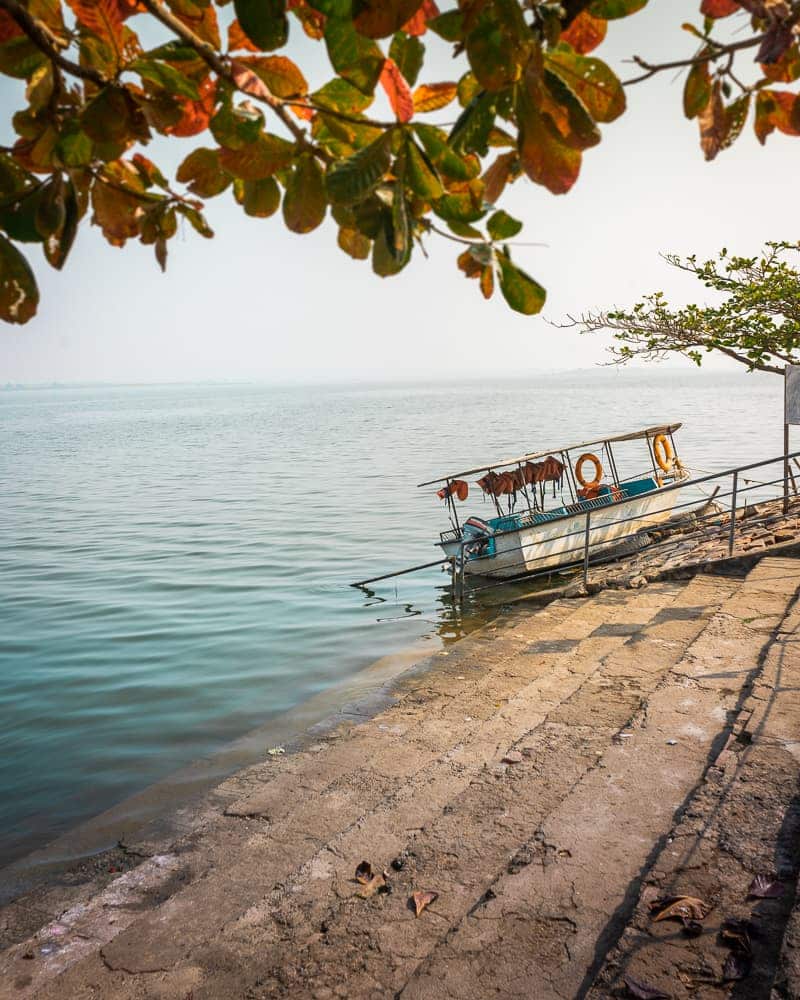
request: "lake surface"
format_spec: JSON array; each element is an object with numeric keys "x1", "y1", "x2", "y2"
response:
[{"x1": 0, "y1": 371, "x2": 785, "y2": 876}]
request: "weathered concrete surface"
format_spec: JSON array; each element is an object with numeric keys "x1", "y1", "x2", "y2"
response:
[{"x1": 0, "y1": 558, "x2": 798, "y2": 1000}]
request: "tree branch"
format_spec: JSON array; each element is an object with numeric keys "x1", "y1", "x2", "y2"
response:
[
  {"x1": 623, "y1": 33, "x2": 767, "y2": 86},
  {"x1": 138, "y1": 0, "x2": 310, "y2": 147},
  {"x1": 0, "y1": 0, "x2": 108, "y2": 86}
]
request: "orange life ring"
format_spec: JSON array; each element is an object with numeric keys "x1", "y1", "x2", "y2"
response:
[
  {"x1": 653, "y1": 434, "x2": 674, "y2": 473},
  {"x1": 575, "y1": 452, "x2": 603, "y2": 490}
]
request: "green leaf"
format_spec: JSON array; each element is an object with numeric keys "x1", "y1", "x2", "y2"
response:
[
  {"x1": 545, "y1": 48, "x2": 626, "y2": 124},
  {"x1": 465, "y1": 9, "x2": 530, "y2": 92},
  {"x1": 683, "y1": 59, "x2": 711, "y2": 120},
  {"x1": 487, "y1": 209, "x2": 522, "y2": 241},
  {"x1": 177, "y1": 147, "x2": 232, "y2": 197},
  {"x1": 337, "y1": 225, "x2": 371, "y2": 259},
  {"x1": 543, "y1": 69, "x2": 601, "y2": 150},
  {"x1": 283, "y1": 153, "x2": 327, "y2": 232},
  {"x1": 389, "y1": 32, "x2": 425, "y2": 88},
  {"x1": 218, "y1": 134, "x2": 295, "y2": 180},
  {"x1": 55, "y1": 123, "x2": 93, "y2": 167},
  {"x1": 372, "y1": 215, "x2": 405, "y2": 276},
  {"x1": 210, "y1": 100, "x2": 264, "y2": 150},
  {"x1": 325, "y1": 17, "x2": 385, "y2": 95},
  {"x1": 0, "y1": 37, "x2": 47, "y2": 79},
  {"x1": 427, "y1": 10, "x2": 463, "y2": 42},
  {"x1": 0, "y1": 187, "x2": 45, "y2": 243},
  {"x1": 496, "y1": 250, "x2": 546, "y2": 315},
  {"x1": 311, "y1": 77, "x2": 374, "y2": 114},
  {"x1": 83, "y1": 87, "x2": 150, "y2": 153},
  {"x1": 35, "y1": 175, "x2": 65, "y2": 238},
  {"x1": 44, "y1": 176, "x2": 79, "y2": 271},
  {"x1": 325, "y1": 131, "x2": 393, "y2": 204},
  {"x1": 390, "y1": 149, "x2": 411, "y2": 265},
  {"x1": 0, "y1": 234, "x2": 38, "y2": 323},
  {"x1": 353, "y1": 0, "x2": 424, "y2": 39},
  {"x1": 233, "y1": 0, "x2": 288, "y2": 52},
  {"x1": 433, "y1": 189, "x2": 485, "y2": 225},
  {"x1": 129, "y1": 59, "x2": 200, "y2": 100},
  {"x1": 588, "y1": 0, "x2": 648, "y2": 18},
  {"x1": 0, "y1": 155, "x2": 31, "y2": 197},
  {"x1": 448, "y1": 92, "x2": 496, "y2": 156},
  {"x1": 415, "y1": 123, "x2": 480, "y2": 180},
  {"x1": 177, "y1": 203, "x2": 214, "y2": 238},
  {"x1": 237, "y1": 177, "x2": 281, "y2": 218},
  {"x1": 447, "y1": 219, "x2": 483, "y2": 239},
  {"x1": 405, "y1": 137, "x2": 443, "y2": 199}
]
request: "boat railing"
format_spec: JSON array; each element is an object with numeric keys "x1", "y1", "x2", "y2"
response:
[{"x1": 448, "y1": 448, "x2": 800, "y2": 604}]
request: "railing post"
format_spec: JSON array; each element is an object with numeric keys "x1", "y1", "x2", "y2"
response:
[
  {"x1": 583, "y1": 511, "x2": 591, "y2": 586},
  {"x1": 784, "y1": 422, "x2": 790, "y2": 515},
  {"x1": 728, "y1": 471, "x2": 738, "y2": 556}
]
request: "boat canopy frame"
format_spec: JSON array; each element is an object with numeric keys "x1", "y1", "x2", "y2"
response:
[
  {"x1": 423, "y1": 423, "x2": 683, "y2": 534},
  {"x1": 417, "y1": 424, "x2": 682, "y2": 488}
]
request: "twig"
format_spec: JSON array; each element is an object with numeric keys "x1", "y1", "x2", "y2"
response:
[
  {"x1": 0, "y1": 0, "x2": 107, "y2": 86},
  {"x1": 623, "y1": 34, "x2": 766, "y2": 86},
  {"x1": 139, "y1": 0, "x2": 310, "y2": 147}
]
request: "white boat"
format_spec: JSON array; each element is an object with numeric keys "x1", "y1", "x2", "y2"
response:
[{"x1": 420, "y1": 425, "x2": 689, "y2": 580}]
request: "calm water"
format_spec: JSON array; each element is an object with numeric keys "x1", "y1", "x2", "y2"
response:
[{"x1": 0, "y1": 371, "x2": 784, "y2": 874}]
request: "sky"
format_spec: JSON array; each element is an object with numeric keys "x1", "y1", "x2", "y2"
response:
[{"x1": 0, "y1": 1, "x2": 796, "y2": 384}]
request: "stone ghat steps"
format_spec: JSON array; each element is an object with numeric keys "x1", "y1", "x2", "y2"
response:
[{"x1": 0, "y1": 560, "x2": 798, "y2": 1000}]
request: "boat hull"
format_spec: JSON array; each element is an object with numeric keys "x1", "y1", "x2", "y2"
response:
[{"x1": 440, "y1": 488, "x2": 677, "y2": 579}]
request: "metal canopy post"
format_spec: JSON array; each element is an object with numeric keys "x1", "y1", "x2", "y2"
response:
[
  {"x1": 562, "y1": 450, "x2": 577, "y2": 504},
  {"x1": 604, "y1": 441, "x2": 621, "y2": 488},
  {"x1": 517, "y1": 463, "x2": 535, "y2": 518},
  {"x1": 446, "y1": 480, "x2": 461, "y2": 535}
]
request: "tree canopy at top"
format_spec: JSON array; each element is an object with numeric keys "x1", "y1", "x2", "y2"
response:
[{"x1": 1, "y1": 0, "x2": 799, "y2": 325}]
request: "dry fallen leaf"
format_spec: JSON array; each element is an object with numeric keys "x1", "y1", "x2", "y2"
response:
[
  {"x1": 623, "y1": 974, "x2": 671, "y2": 999},
  {"x1": 650, "y1": 894, "x2": 712, "y2": 924},
  {"x1": 748, "y1": 873, "x2": 784, "y2": 899},
  {"x1": 722, "y1": 951, "x2": 751, "y2": 982},
  {"x1": 357, "y1": 873, "x2": 387, "y2": 898},
  {"x1": 721, "y1": 918, "x2": 753, "y2": 956},
  {"x1": 355, "y1": 860, "x2": 373, "y2": 885},
  {"x1": 411, "y1": 890, "x2": 438, "y2": 917}
]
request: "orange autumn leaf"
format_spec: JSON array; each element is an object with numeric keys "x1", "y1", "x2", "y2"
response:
[
  {"x1": 165, "y1": 77, "x2": 216, "y2": 137},
  {"x1": 700, "y1": 0, "x2": 740, "y2": 16},
  {"x1": 291, "y1": 100, "x2": 315, "y2": 120},
  {"x1": 403, "y1": 0, "x2": 439, "y2": 36},
  {"x1": 65, "y1": 0, "x2": 124, "y2": 49},
  {"x1": 0, "y1": 9, "x2": 23, "y2": 43},
  {"x1": 412, "y1": 82, "x2": 458, "y2": 113},
  {"x1": 116, "y1": 0, "x2": 146, "y2": 17},
  {"x1": 288, "y1": 0, "x2": 326, "y2": 40},
  {"x1": 560, "y1": 10, "x2": 607, "y2": 54},
  {"x1": 228, "y1": 18, "x2": 260, "y2": 53},
  {"x1": 380, "y1": 58, "x2": 414, "y2": 123},
  {"x1": 171, "y1": 1, "x2": 220, "y2": 49}
]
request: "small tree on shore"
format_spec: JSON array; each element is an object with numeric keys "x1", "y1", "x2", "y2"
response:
[{"x1": 564, "y1": 241, "x2": 800, "y2": 375}]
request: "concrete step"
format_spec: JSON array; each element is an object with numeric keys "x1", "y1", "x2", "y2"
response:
[
  {"x1": 585, "y1": 556, "x2": 800, "y2": 1000},
  {"x1": 0, "y1": 581, "x2": 703, "y2": 998}
]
